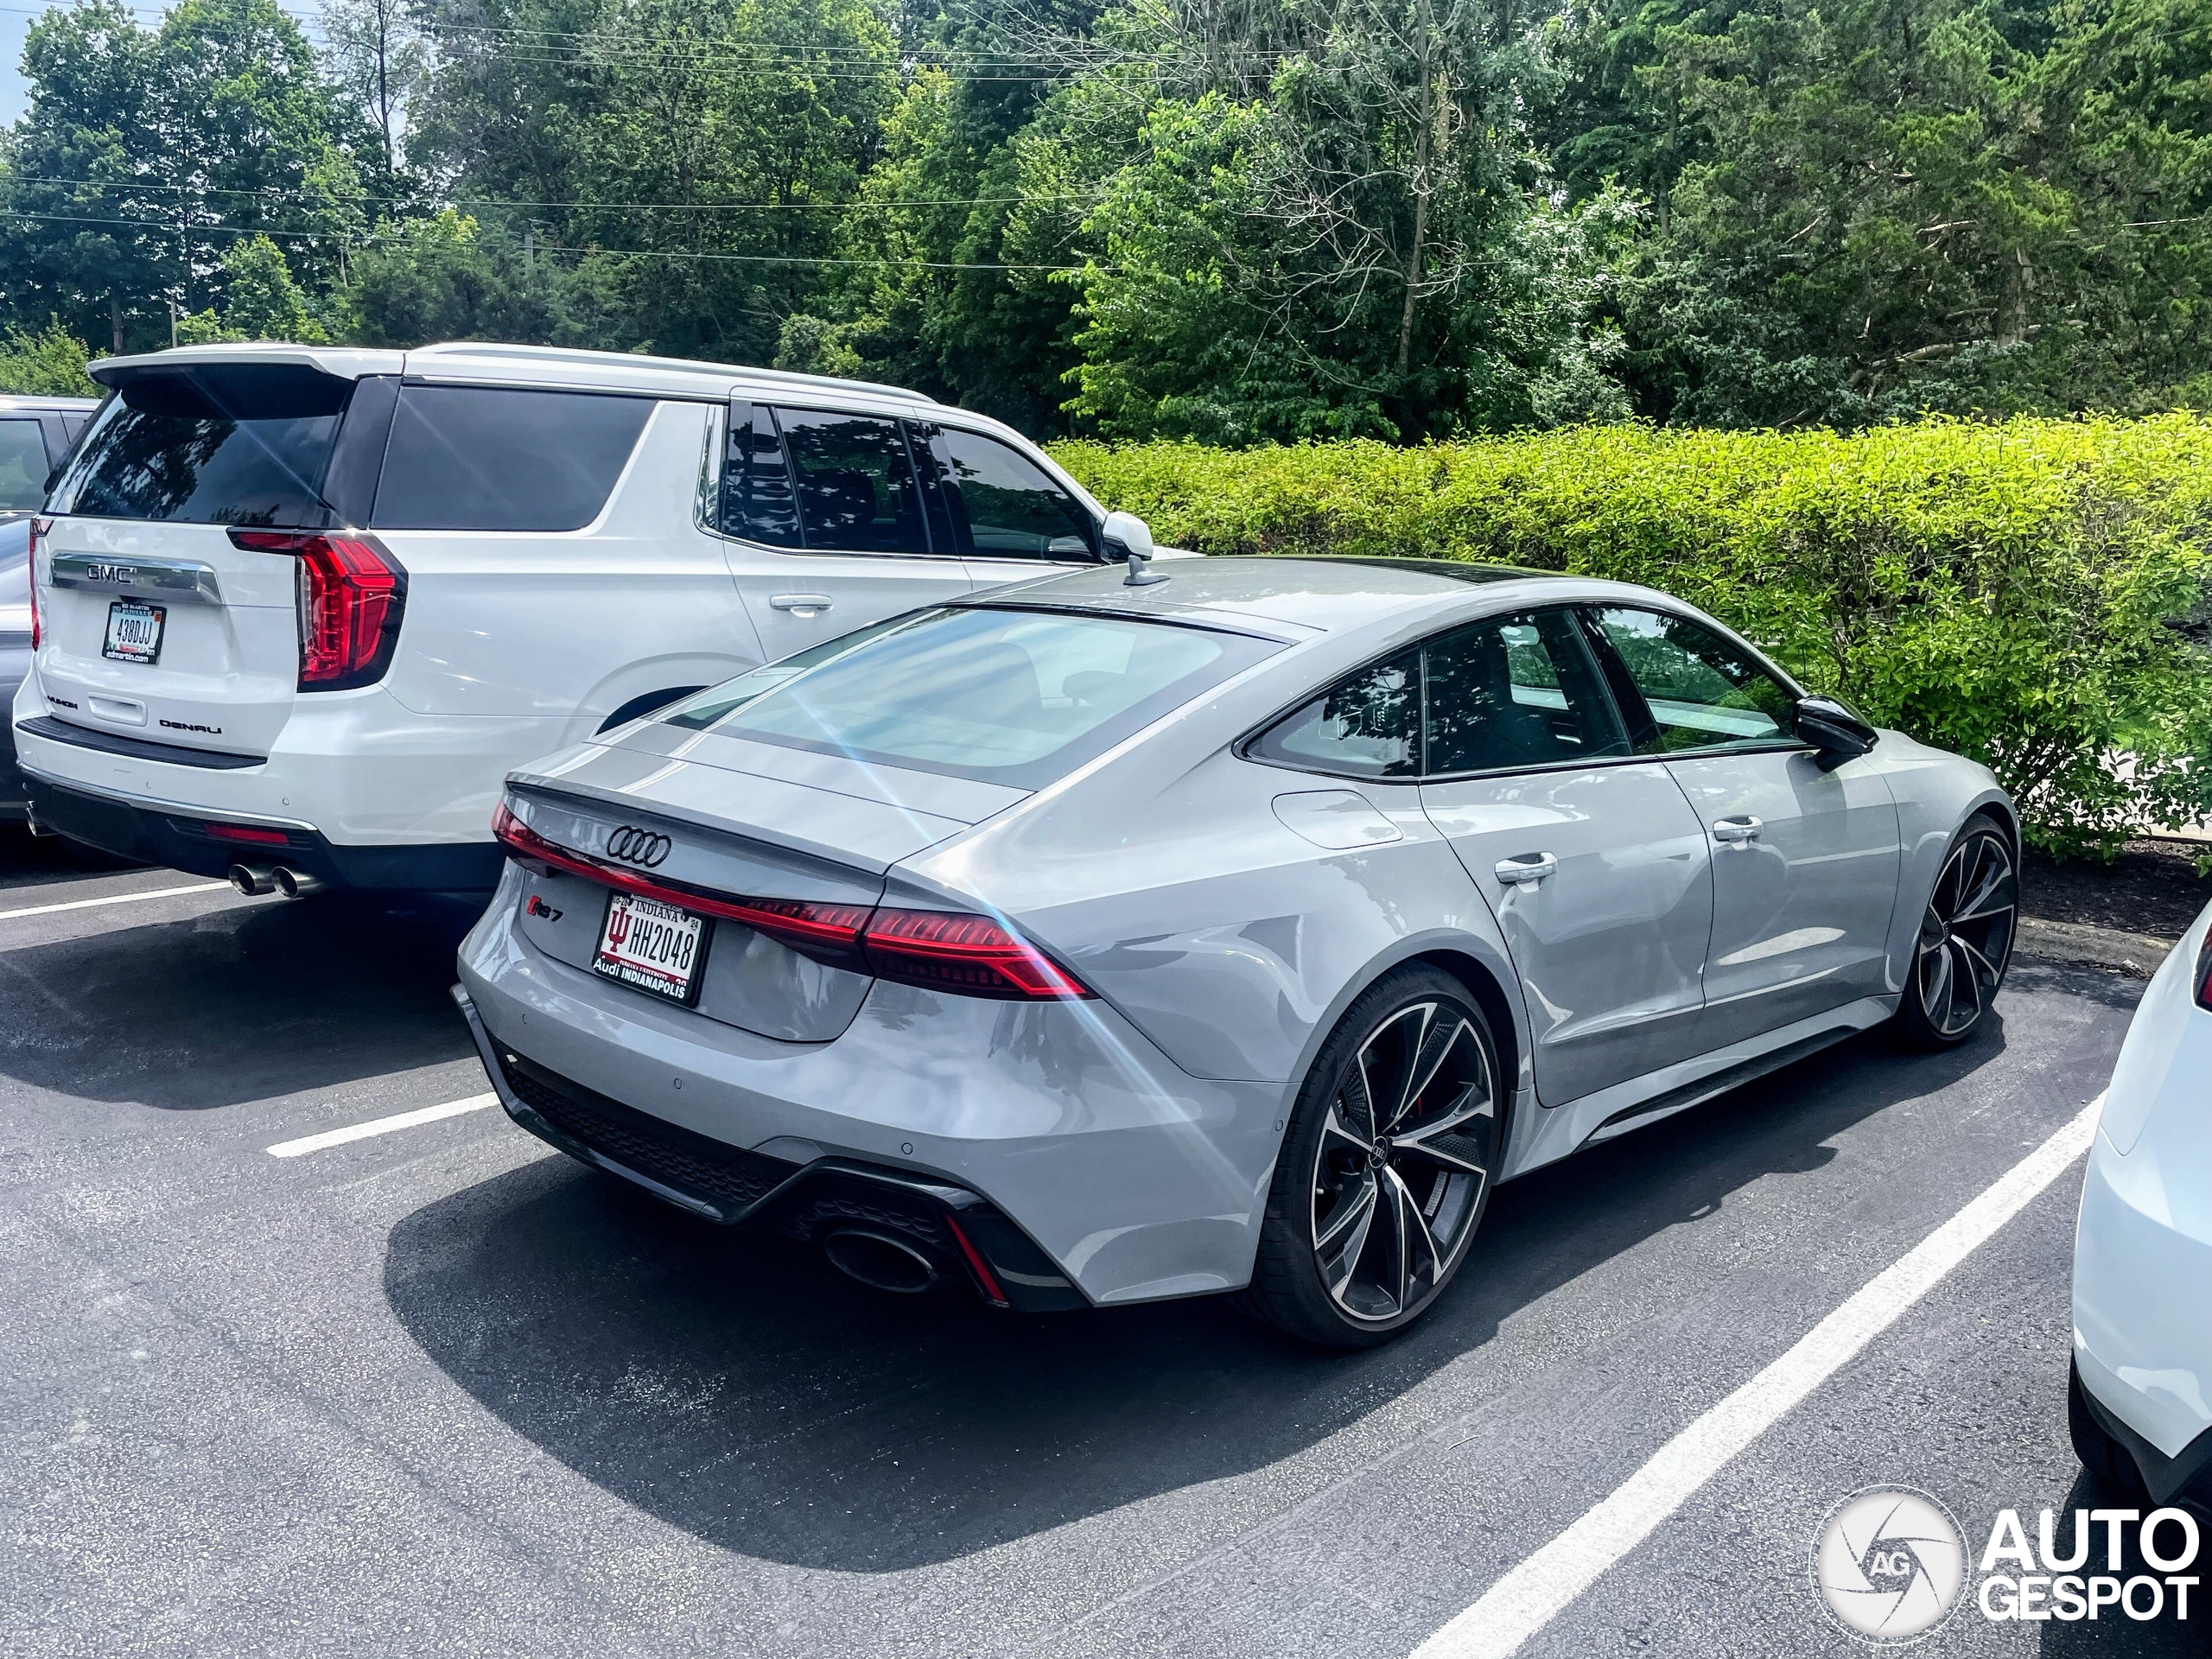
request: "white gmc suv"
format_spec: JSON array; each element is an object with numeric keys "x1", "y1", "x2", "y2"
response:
[{"x1": 12, "y1": 342, "x2": 1157, "y2": 893}]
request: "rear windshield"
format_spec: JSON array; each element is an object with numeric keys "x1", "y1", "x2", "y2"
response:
[
  {"x1": 52, "y1": 367, "x2": 348, "y2": 527},
  {"x1": 662, "y1": 607, "x2": 1279, "y2": 788},
  {"x1": 370, "y1": 385, "x2": 652, "y2": 531}
]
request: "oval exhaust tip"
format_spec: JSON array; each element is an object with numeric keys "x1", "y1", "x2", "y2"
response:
[
  {"x1": 823, "y1": 1228, "x2": 940, "y2": 1294},
  {"x1": 228, "y1": 863, "x2": 276, "y2": 896}
]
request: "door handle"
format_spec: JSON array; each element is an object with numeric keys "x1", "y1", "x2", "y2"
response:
[
  {"x1": 1494, "y1": 852, "x2": 1558, "y2": 887},
  {"x1": 1712, "y1": 815, "x2": 1763, "y2": 844},
  {"x1": 769, "y1": 593, "x2": 833, "y2": 614}
]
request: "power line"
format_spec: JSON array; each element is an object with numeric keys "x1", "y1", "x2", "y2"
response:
[
  {"x1": 0, "y1": 204, "x2": 1102, "y2": 270},
  {"x1": 3, "y1": 173, "x2": 1104, "y2": 213}
]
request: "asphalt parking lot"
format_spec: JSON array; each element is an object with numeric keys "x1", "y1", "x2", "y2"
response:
[{"x1": 2, "y1": 832, "x2": 2195, "y2": 1658}]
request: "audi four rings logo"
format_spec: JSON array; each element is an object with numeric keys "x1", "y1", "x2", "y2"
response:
[{"x1": 606, "y1": 826, "x2": 672, "y2": 868}]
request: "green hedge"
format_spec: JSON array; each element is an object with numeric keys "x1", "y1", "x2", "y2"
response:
[{"x1": 1052, "y1": 418, "x2": 2212, "y2": 858}]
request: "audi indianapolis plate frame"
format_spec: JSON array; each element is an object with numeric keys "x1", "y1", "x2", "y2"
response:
[{"x1": 593, "y1": 889, "x2": 710, "y2": 1003}]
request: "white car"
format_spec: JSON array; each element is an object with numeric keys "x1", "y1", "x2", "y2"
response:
[
  {"x1": 2070, "y1": 896, "x2": 2212, "y2": 1508},
  {"x1": 12, "y1": 342, "x2": 1154, "y2": 893}
]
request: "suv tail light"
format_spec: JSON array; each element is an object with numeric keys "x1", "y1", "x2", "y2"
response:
[
  {"x1": 27, "y1": 517, "x2": 46, "y2": 649},
  {"x1": 2196, "y1": 925, "x2": 2212, "y2": 1013},
  {"x1": 492, "y1": 803, "x2": 1092, "y2": 1001},
  {"x1": 229, "y1": 529, "x2": 407, "y2": 690}
]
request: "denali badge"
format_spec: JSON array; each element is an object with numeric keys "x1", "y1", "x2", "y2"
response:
[
  {"x1": 606, "y1": 826, "x2": 672, "y2": 868},
  {"x1": 159, "y1": 718, "x2": 224, "y2": 734}
]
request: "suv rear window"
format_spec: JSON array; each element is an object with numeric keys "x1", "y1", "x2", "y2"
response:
[
  {"x1": 0, "y1": 418, "x2": 48, "y2": 512},
  {"x1": 371, "y1": 385, "x2": 652, "y2": 531},
  {"x1": 662, "y1": 607, "x2": 1279, "y2": 788},
  {"x1": 52, "y1": 365, "x2": 349, "y2": 526}
]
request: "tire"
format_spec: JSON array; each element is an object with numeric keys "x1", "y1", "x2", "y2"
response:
[
  {"x1": 1893, "y1": 811, "x2": 2017, "y2": 1049},
  {"x1": 1241, "y1": 964, "x2": 1504, "y2": 1349},
  {"x1": 2069, "y1": 1359, "x2": 2146, "y2": 1493}
]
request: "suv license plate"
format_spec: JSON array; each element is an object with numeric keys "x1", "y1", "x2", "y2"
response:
[
  {"x1": 593, "y1": 890, "x2": 709, "y2": 1004},
  {"x1": 103, "y1": 600, "x2": 165, "y2": 664}
]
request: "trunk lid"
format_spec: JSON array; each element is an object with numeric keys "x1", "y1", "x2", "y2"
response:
[
  {"x1": 35, "y1": 358, "x2": 394, "y2": 761},
  {"x1": 503, "y1": 737, "x2": 1027, "y2": 1042}
]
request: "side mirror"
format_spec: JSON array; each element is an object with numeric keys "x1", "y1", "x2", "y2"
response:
[
  {"x1": 1100, "y1": 509, "x2": 1166, "y2": 586},
  {"x1": 1795, "y1": 694, "x2": 1878, "y2": 766}
]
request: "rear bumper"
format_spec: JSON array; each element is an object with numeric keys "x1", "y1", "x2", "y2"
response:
[
  {"x1": 25, "y1": 774, "x2": 502, "y2": 891},
  {"x1": 457, "y1": 863, "x2": 1291, "y2": 1307},
  {"x1": 454, "y1": 986, "x2": 1087, "y2": 1312}
]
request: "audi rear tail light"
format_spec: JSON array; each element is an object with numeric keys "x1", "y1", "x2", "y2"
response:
[
  {"x1": 230, "y1": 529, "x2": 407, "y2": 691},
  {"x1": 27, "y1": 517, "x2": 46, "y2": 649},
  {"x1": 861, "y1": 909, "x2": 1090, "y2": 1000},
  {"x1": 490, "y1": 802, "x2": 1092, "y2": 1001}
]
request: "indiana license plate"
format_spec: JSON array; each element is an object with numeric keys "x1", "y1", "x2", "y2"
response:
[
  {"x1": 103, "y1": 600, "x2": 165, "y2": 664},
  {"x1": 594, "y1": 890, "x2": 708, "y2": 1003}
]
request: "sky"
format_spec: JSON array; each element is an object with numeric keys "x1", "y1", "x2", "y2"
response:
[{"x1": 3, "y1": 4, "x2": 36, "y2": 123}]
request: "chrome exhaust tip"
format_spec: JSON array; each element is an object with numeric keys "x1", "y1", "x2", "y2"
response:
[
  {"x1": 228, "y1": 862, "x2": 279, "y2": 896},
  {"x1": 270, "y1": 867, "x2": 326, "y2": 899},
  {"x1": 823, "y1": 1228, "x2": 941, "y2": 1294}
]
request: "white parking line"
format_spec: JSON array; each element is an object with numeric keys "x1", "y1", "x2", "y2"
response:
[
  {"x1": 1411, "y1": 1096, "x2": 2105, "y2": 1659},
  {"x1": 0, "y1": 881, "x2": 231, "y2": 922},
  {"x1": 266, "y1": 1093, "x2": 499, "y2": 1158}
]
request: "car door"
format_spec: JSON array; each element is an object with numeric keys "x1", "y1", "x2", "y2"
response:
[
  {"x1": 914, "y1": 421, "x2": 1103, "y2": 591},
  {"x1": 718, "y1": 401, "x2": 975, "y2": 662},
  {"x1": 1581, "y1": 605, "x2": 1901, "y2": 1050},
  {"x1": 1409, "y1": 607, "x2": 1716, "y2": 1105}
]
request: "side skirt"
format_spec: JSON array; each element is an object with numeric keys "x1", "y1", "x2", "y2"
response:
[{"x1": 1499, "y1": 995, "x2": 1897, "y2": 1179}]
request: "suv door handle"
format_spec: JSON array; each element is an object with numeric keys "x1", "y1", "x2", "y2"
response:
[
  {"x1": 769, "y1": 593, "x2": 833, "y2": 615},
  {"x1": 1494, "y1": 852, "x2": 1558, "y2": 887},
  {"x1": 1712, "y1": 815, "x2": 1762, "y2": 843}
]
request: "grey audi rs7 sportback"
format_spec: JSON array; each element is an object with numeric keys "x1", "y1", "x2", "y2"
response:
[{"x1": 454, "y1": 556, "x2": 2018, "y2": 1346}]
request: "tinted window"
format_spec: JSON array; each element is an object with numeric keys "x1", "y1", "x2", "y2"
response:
[
  {"x1": 668, "y1": 607, "x2": 1274, "y2": 788},
  {"x1": 371, "y1": 385, "x2": 652, "y2": 531},
  {"x1": 776, "y1": 408, "x2": 928, "y2": 554},
  {"x1": 1249, "y1": 650, "x2": 1421, "y2": 779},
  {"x1": 0, "y1": 419, "x2": 46, "y2": 511},
  {"x1": 720, "y1": 402, "x2": 801, "y2": 547},
  {"x1": 1587, "y1": 607, "x2": 1795, "y2": 753},
  {"x1": 1425, "y1": 611, "x2": 1627, "y2": 772},
  {"x1": 930, "y1": 427, "x2": 1094, "y2": 560},
  {"x1": 53, "y1": 365, "x2": 348, "y2": 526}
]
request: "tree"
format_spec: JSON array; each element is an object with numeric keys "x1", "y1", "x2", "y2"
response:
[{"x1": 0, "y1": 320, "x2": 99, "y2": 395}]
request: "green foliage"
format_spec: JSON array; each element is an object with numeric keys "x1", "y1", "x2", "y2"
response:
[
  {"x1": 0, "y1": 319, "x2": 99, "y2": 395},
  {"x1": 1055, "y1": 416, "x2": 2212, "y2": 854}
]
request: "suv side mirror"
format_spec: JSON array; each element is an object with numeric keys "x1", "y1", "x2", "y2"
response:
[
  {"x1": 1100, "y1": 509, "x2": 1154, "y2": 563},
  {"x1": 1795, "y1": 694, "x2": 1878, "y2": 766}
]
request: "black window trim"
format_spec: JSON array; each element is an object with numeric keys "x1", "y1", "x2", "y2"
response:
[
  {"x1": 1572, "y1": 601, "x2": 1814, "y2": 765},
  {"x1": 709, "y1": 397, "x2": 967, "y2": 563},
  {"x1": 1237, "y1": 601, "x2": 1818, "y2": 785},
  {"x1": 925, "y1": 416, "x2": 1105, "y2": 565}
]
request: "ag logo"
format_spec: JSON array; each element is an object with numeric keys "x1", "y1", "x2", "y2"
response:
[
  {"x1": 606, "y1": 825, "x2": 671, "y2": 868},
  {"x1": 1813, "y1": 1487, "x2": 1967, "y2": 1643}
]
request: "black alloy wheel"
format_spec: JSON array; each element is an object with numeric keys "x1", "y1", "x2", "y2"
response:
[
  {"x1": 1897, "y1": 815, "x2": 2017, "y2": 1046},
  {"x1": 1243, "y1": 965, "x2": 1502, "y2": 1347}
]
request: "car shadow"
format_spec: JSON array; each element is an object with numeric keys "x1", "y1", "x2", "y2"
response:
[
  {"x1": 0, "y1": 892, "x2": 482, "y2": 1109},
  {"x1": 2037, "y1": 1468, "x2": 2205, "y2": 1656},
  {"x1": 381, "y1": 1004, "x2": 2032, "y2": 1573}
]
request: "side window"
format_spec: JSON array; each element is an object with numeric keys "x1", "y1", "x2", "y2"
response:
[
  {"x1": 720, "y1": 402, "x2": 801, "y2": 548},
  {"x1": 1423, "y1": 609, "x2": 1627, "y2": 773},
  {"x1": 929, "y1": 426, "x2": 1096, "y2": 561},
  {"x1": 0, "y1": 418, "x2": 48, "y2": 511},
  {"x1": 371, "y1": 385, "x2": 653, "y2": 531},
  {"x1": 1249, "y1": 649, "x2": 1421, "y2": 779},
  {"x1": 1586, "y1": 607, "x2": 1796, "y2": 753},
  {"x1": 774, "y1": 407, "x2": 929, "y2": 555}
]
